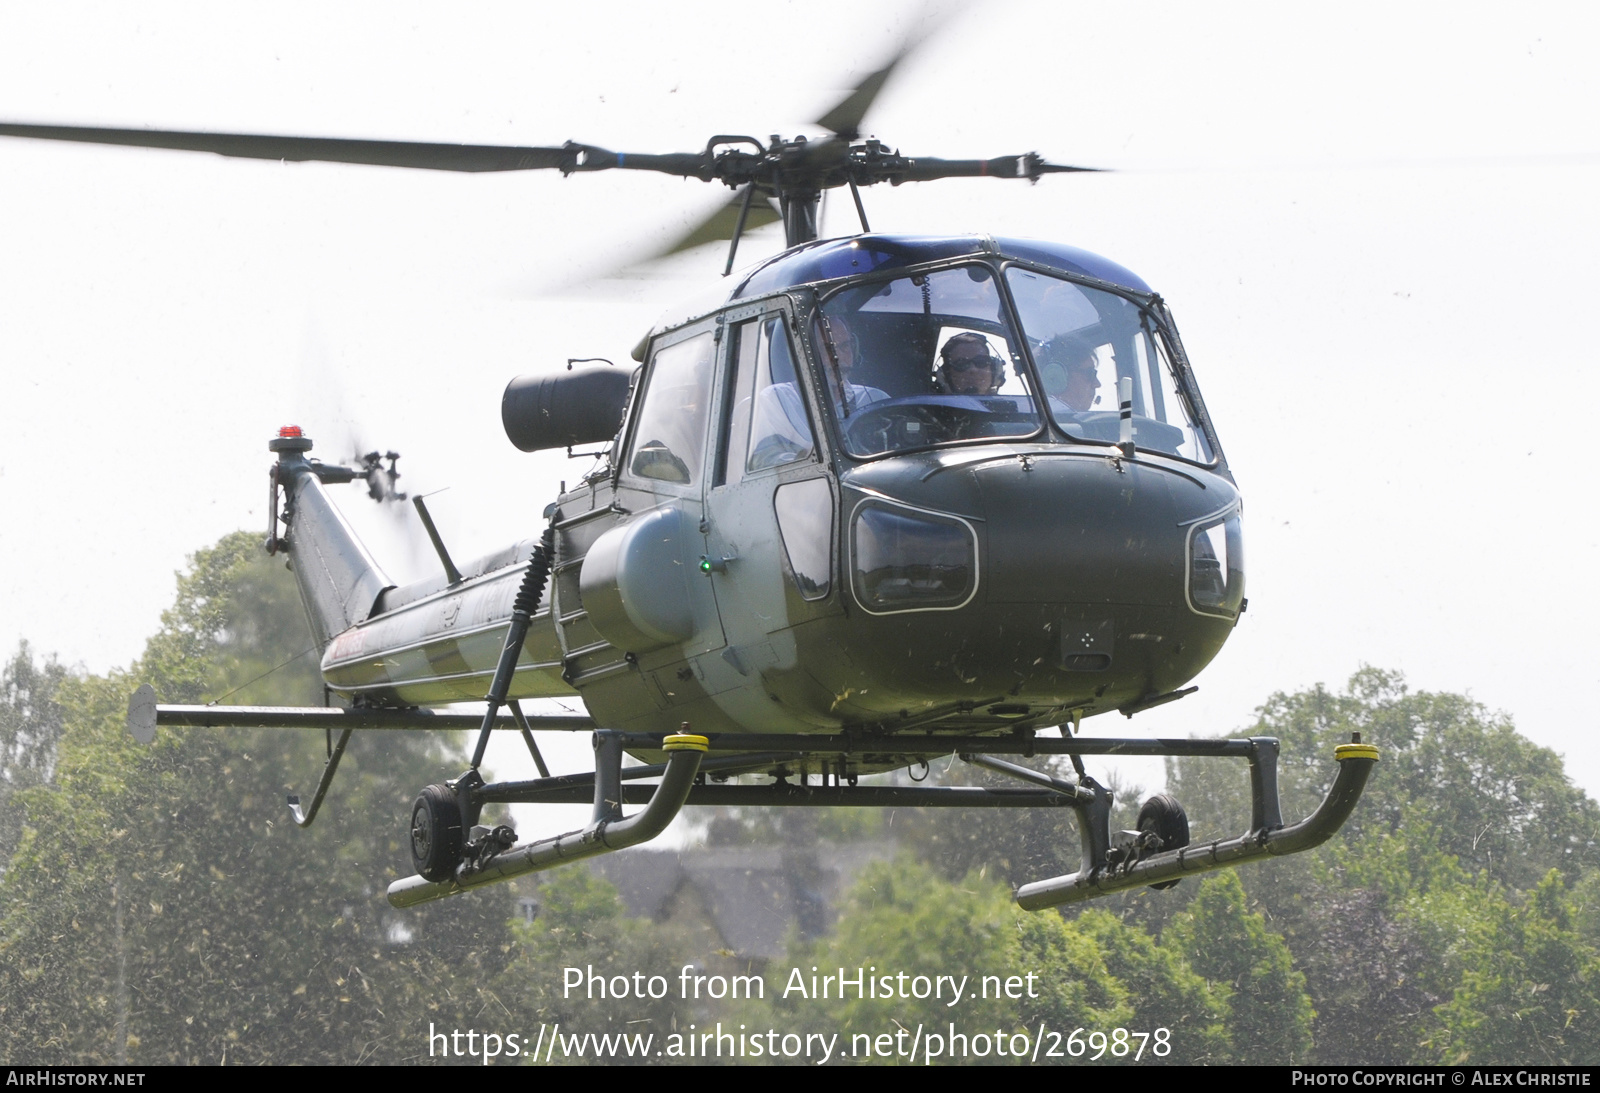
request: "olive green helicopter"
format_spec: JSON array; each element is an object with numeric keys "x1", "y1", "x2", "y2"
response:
[{"x1": 2, "y1": 42, "x2": 1376, "y2": 913}]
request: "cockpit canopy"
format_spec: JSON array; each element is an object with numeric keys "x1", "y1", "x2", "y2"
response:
[
  {"x1": 642, "y1": 235, "x2": 1222, "y2": 470},
  {"x1": 730, "y1": 235, "x2": 1153, "y2": 299}
]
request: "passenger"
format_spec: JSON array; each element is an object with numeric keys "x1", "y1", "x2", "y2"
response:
[
  {"x1": 746, "y1": 324, "x2": 817, "y2": 471},
  {"x1": 935, "y1": 331, "x2": 1006, "y2": 396},
  {"x1": 745, "y1": 315, "x2": 894, "y2": 470},
  {"x1": 815, "y1": 314, "x2": 889, "y2": 414},
  {"x1": 1039, "y1": 334, "x2": 1102, "y2": 412}
]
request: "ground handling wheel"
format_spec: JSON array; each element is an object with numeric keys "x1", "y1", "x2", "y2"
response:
[
  {"x1": 410, "y1": 783, "x2": 464, "y2": 882},
  {"x1": 1137, "y1": 793, "x2": 1191, "y2": 890}
]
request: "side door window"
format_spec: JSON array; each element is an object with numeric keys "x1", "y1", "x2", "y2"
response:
[
  {"x1": 609, "y1": 325, "x2": 726, "y2": 664},
  {"x1": 707, "y1": 310, "x2": 837, "y2": 618},
  {"x1": 718, "y1": 315, "x2": 816, "y2": 486},
  {"x1": 626, "y1": 331, "x2": 716, "y2": 488}
]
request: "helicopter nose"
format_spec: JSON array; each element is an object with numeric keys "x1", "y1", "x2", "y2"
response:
[
  {"x1": 975, "y1": 455, "x2": 1188, "y2": 608},
  {"x1": 831, "y1": 450, "x2": 1240, "y2": 721},
  {"x1": 963, "y1": 453, "x2": 1240, "y2": 705}
]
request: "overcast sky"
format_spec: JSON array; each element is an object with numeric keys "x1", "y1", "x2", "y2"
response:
[{"x1": 2, "y1": 2, "x2": 1598, "y2": 815}]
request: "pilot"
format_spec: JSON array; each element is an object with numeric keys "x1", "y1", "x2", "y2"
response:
[
  {"x1": 1039, "y1": 334, "x2": 1102, "y2": 412},
  {"x1": 936, "y1": 331, "x2": 1006, "y2": 396}
]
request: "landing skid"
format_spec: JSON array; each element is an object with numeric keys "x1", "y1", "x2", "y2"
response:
[
  {"x1": 126, "y1": 690, "x2": 1378, "y2": 912},
  {"x1": 385, "y1": 728, "x2": 1378, "y2": 909},
  {"x1": 389, "y1": 729, "x2": 711, "y2": 908}
]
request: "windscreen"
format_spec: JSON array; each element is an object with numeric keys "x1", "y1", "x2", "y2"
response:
[
  {"x1": 814, "y1": 265, "x2": 1043, "y2": 458},
  {"x1": 1006, "y1": 266, "x2": 1215, "y2": 463}
]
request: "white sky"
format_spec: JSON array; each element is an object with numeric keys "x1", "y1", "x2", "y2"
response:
[{"x1": 2, "y1": 2, "x2": 1598, "y2": 819}]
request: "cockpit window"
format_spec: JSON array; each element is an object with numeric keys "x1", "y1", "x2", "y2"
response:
[
  {"x1": 719, "y1": 315, "x2": 812, "y2": 485},
  {"x1": 815, "y1": 264, "x2": 1043, "y2": 457},
  {"x1": 627, "y1": 331, "x2": 715, "y2": 486},
  {"x1": 1007, "y1": 267, "x2": 1215, "y2": 464}
]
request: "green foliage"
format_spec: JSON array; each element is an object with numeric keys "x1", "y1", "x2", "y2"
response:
[
  {"x1": 1073, "y1": 909, "x2": 1230, "y2": 1063},
  {"x1": 1161, "y1": 668, "x2": 1600, "y2": 1063},
  {"x1": 1172, "y1": 668, "x2": 1600, "y2": 894},
  {"x1": 1433, "y1": 870, "x2": 1600, "y2": 1065},
  {"x1": 491, "y1": 869, "x2": 705, "y2": 1065},
  {"x1": 0, "y1": 642, "x2": 69, "y2": 871},
  {"x1": 1571, "y1": 869, "x2": 1600, "y2": 945},
  {"x1": 777, "y1": 858, "x2": 1132, "y2": 1064},
  {"x1": 0, "y1": 533, "x2": 513, "y2": 1064},
  {"x1": 1282, "y1": 831, "x2": 1468, "y2": 1063},
  {"x1": 1164, "y1": 872, "x2": 1315, "y2": 1063}
]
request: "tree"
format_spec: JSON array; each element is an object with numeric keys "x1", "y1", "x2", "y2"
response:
[
  {"x1": 0, "y1": 533, "x2": 515, "y2": 1064},
  {"x1": 1163, "y1": 871, "x2": 1315, "y2": 1064},
  {"x1": 1171, "y1": 668, "x2": 1600, "y2": 897},
  {"x1": 491, "y1": 868, "x2": 706, "y2": 1066},
  {"x1": 1277, "y1": 829, "x2": 1467, "y2": 1064},
  {"x1": 1164, "y1": 669, "x2": 1600, "y2": 1062},
  {"x1": 0, "y1": 642, "x2": 69, "y2": 871},
  {"x1": 1433, "y1": 870, "x2": 1600, "y2": 1065},
  {"x1": 1073, "y1": 908, "x2": 1230, "y2": 1063},
  {"x1": 776, "y1": 857, "x2": 1132, "y2": 1065}
]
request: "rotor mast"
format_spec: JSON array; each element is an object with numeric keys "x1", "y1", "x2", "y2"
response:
[{"x1": 779, "y1": 188, "x2": 821, "y2": 247}]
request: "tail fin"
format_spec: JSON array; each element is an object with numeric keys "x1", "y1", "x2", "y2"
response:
[{"x1": 268, "y1": 428, "x2": 394, "y2": 649}]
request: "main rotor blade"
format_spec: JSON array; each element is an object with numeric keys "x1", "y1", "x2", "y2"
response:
[
  {"x1": 0, "y1": 124, "x2": 732, "y2": 184},
  {"x1": 897, "y1": 153, "x2": 1107, "y2": 182},
  {"x1": 653, "y1": 188, "x2": 782, "y2": 259},
  {"x1": 814, "y1": 4, "x2": 949, "y2": 140},
  {"x1": 0, "y1": 121, "x2": 577, "y2": 172},
  {"x1": 0, "y1": 122, "x2": 729, "y2": 183},
  {"x1": 816, "y1": 54, "x2": 904, "y2": 140}
]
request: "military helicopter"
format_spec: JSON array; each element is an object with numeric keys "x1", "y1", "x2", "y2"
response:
[{"x1": 5, "y1": 45, "x2": 1377, "y2": 913}]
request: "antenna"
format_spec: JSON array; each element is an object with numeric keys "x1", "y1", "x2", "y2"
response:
[{"x1": 412, "y1": 492, "x2": 462, "y2": 584}]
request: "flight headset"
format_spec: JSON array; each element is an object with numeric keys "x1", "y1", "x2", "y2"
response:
[{"x1": 935, "y1": 331, "x2": 1007, "y2": 394}]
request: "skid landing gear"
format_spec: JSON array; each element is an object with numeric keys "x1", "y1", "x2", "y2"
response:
[
  {"x1": 1015, "y1": 735, "x2": 1378, "y2": 909},
  {"x1": 384, "y1": 729, "x2": 1375, "y2": 911},
  {"x1": 388, "y1": 729, "x2": 710, "y2": 908},
  {"x1": 123, "y1": 686, "x2": 1376, "y2": 912}
]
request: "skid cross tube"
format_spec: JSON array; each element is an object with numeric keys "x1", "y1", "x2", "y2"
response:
[
  {"x1": 480, "y1": 783, "x2": 1080, "y2": 807},
  {"x1": 602, "y1": 730, "x2": 1266, "y2": 758},
  {"x1": 1016, "y1": 739, "x2": 1379, "y2": 909},
  {"x1": 131, "y1": 676, "x2": 1375, "y2": 910},
  {"x1": 475, "y1": 751, "x2": 804, "y2": 803},
  {"x1": 387, "y1": 731, "x2": 709, "y2": 908}
]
